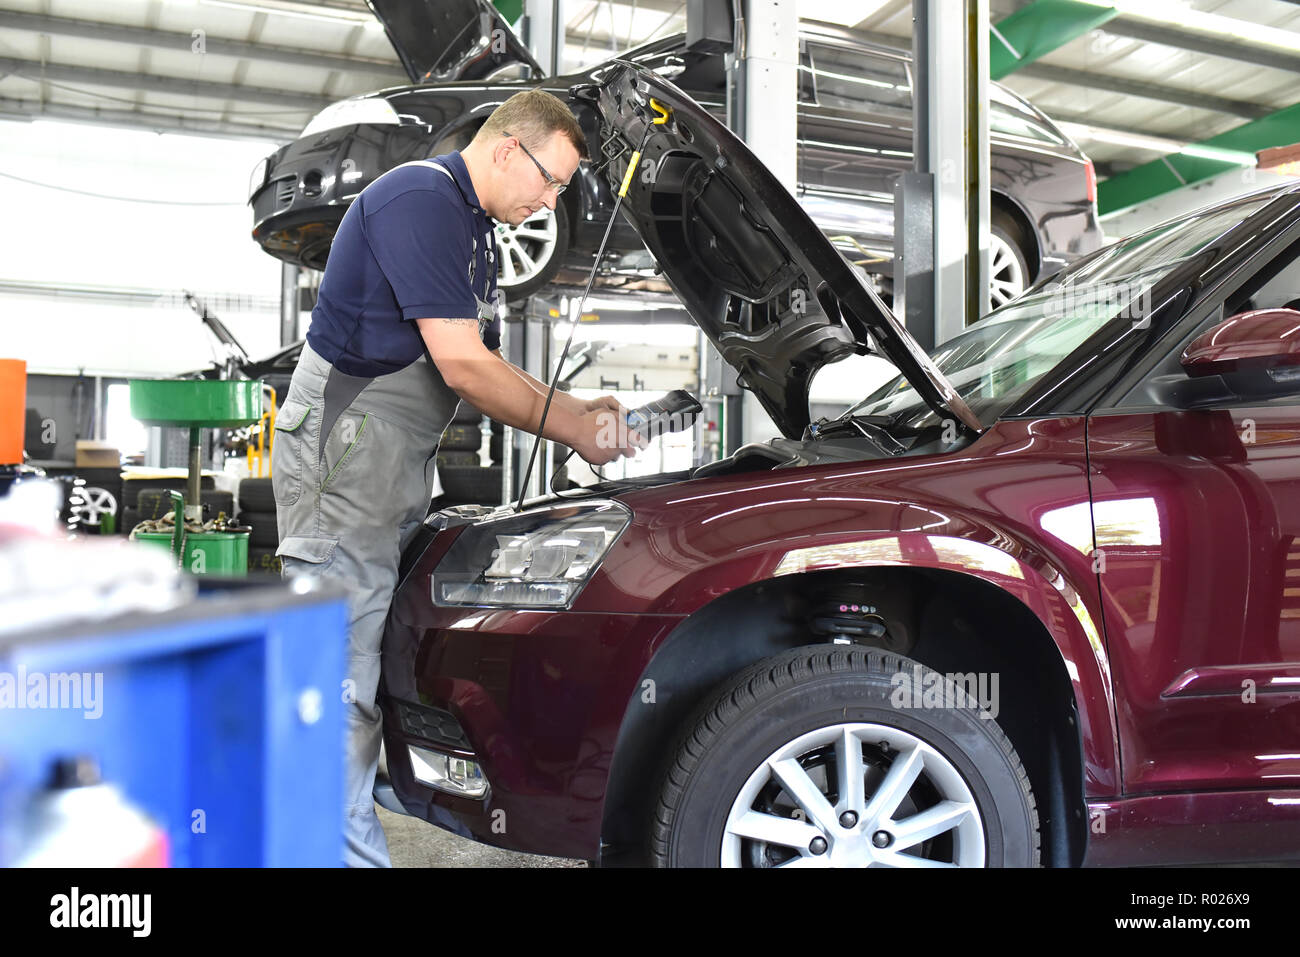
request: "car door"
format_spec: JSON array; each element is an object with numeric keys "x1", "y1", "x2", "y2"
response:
[
  {"x1": 796, "y1": 38, "x2": 914, "y2": 260},
  {"x1": 1086, "y1": 212, "x2": 1300, "y2": 796}
]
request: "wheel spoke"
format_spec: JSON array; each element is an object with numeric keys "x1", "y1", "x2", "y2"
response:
[
  {"x1": 499, "y1": 250, "x2": 517, "y2": 283},
  {"x1": 727, "y1": 809, "x2": 822, "y2": 849},
  {"x1": 513, "y1": 244, "x2": 538, "y2": 275},
  {"x1": 769, "y1": 757, "x2": 840, "y2": 833},
  {"x1": 835, "y1": 726, "x2": 866, "y2": 814},
  {"x1": 889, "y1": 799, "x2": 975, "y2": 850},
  {"x1": 513, "y1": 226, "x2": 555, "y2": 242},
  {"x1": 861, "y1": 743, "x2": 924, "y2": 825},
  {"x1": 777, "y1": 853, "x2": 832, "y2": 868}
]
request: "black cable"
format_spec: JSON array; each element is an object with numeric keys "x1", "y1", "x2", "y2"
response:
[
  {"x1": 549, "y1": 447, "x2": 576, "y2": 495},
  {"x1": 514, "y1": 114, "x2": 656, "y2": 512}
]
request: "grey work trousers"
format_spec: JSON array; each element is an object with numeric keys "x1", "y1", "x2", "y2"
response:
[{"x1": 271, "y1": 339, "x2": 459, "y2": 867}]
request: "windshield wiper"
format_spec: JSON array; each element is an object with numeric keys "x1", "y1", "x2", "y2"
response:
[{"x1": 805, "y1": 413, "x2": 906, "y2": 455}]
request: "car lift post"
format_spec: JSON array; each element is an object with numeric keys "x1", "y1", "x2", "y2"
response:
[
  {"x1": 734, "y1": 0, "x2": 798, "y2": 447},
  {"x1": 895, "y1": 0, "x2": 991, "y2": 350},
  {"x1": 280, "y1": 261, "x2": 300, "y2": 347}
]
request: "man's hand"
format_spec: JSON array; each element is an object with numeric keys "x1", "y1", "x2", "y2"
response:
[
  {"x1": 567, "y1": 407, "x2": 647, "y2": 466},
  {"x1": 580, "y1": 394, "x2": 625, "y2": 415}
]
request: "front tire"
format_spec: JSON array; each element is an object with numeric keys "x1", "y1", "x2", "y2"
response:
[
  {"x1": 988, "y1": 209, "x2": 1033, "y2": 310},
  {"x1": 651, "y1": 646, "x2": 1039, "y2": 868}
]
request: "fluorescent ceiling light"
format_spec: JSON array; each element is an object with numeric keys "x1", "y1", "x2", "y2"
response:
[
  {"x1": 1058, "y1": 121, "x2": 1255, "y2": 166},
  {"x1": 1080, "y1": 0, "x2": 1300, "y2": 54},
  {"x1": 1059, "y1": 121, "x2": 1189, "y2": 153},
  {"x1": 800, "y1": 1, "x2": 891, "y2": 28},
  {"x1": 198, "y1": 0, "x2": 379, "y2": 27}
]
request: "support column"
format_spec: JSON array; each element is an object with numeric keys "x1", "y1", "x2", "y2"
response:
[
  {"x1": 895, "y1": 0, "x2": 990, "y2": 350},
  {"x1": 737, "y1": 0, "x2": 798, "y2": 447},
  {"x1": 279, "y1": 261, "x2": 300, "y2": 347},
  {"x1": 523, "y1": 0, "x2": 565, "y2": 76}
]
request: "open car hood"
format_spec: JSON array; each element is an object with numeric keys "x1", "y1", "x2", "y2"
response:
[
  {"x1": 366, "y1": 0, "x2": 542, "y2": 84},
  {"x1": 572, "y1": 63, "x2": 980, "y2": 439}
]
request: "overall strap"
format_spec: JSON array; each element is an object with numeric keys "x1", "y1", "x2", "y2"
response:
[{"x1": 404, "y1": 160, "x2": 491, "y2": 302}]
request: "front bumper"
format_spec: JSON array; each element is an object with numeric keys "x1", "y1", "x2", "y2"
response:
[
  {"x1": 380, "y1": 532, "x2": 683, "y2": 860},
  {"x1": 249, "y1": 122, "x2": 435, "y2": 267}
]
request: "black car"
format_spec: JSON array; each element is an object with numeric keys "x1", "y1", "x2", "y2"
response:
[{"x1": 250, "y1": 0, "x2": 1102, "y2": 307}]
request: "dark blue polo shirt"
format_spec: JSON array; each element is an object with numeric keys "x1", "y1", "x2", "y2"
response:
[{"x1": 306, "y1": 151, "x2": 501, "y2": 377}]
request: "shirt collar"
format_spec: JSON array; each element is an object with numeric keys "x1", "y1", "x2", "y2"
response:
[{"x1": 440, "y1": 150, "x2": 485, "y2": 216}]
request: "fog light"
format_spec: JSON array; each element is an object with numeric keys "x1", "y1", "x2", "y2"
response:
[{"x1": 407, "y1": 745, "x2": 488, "y2": 798}]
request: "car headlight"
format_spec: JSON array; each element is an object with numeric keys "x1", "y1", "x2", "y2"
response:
[
  {"x1": 432, "y1": 501, "x2": 631, "y2": 609},
  {"x1": 248, "y1": 156, "x2": 269, "y2": 200},
  {"x1": 300, "y1": 96, "x2": 401, "y2": 137}
]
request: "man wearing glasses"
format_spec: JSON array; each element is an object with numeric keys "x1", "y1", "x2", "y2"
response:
[{"x1": 271, "y1": 88, "x2": 643, "y2": 867}]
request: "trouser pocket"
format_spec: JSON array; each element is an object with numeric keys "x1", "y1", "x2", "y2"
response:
[
  {"x1": 276, "y1": 535, "x2": 339, "y2": 576},
  {"x1": 321, "y1": 409, "x2": 370, "y2": 494},
  {"x1": 272, "y1": 398, "x2": 313, "y2": 507}
]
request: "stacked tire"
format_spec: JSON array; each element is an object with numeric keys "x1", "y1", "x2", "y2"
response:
[
  {"x1": 433, "y1": 401, "x2": 503, "y2": 510},
  {"x1": 238, "y1": 477, "x2": 281, "y2": 575}
]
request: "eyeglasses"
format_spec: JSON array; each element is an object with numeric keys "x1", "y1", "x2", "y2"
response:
[{"x1": 502, "y1": 131, "x2": 567, "y2": 195}]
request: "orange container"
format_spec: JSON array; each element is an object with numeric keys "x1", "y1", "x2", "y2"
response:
[{"x1": 0, "y1": 359, "x2": 26, "y2": 466}]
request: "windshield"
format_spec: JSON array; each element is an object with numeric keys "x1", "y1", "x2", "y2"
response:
[{"x1": 841, "y1": 196, "x2": 1273, "y2": 432}]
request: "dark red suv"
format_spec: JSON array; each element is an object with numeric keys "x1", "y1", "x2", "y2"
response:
[{"x1": 375, "y1": 63, "x2": 1300, "y2": 867}]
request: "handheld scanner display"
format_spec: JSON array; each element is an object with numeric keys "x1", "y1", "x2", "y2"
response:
[{"x1": 626, "y1": 390, "x2": 703, "y2": 435}]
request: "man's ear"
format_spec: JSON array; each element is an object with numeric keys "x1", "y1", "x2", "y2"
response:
[{"x1": 492, "y1": 133, "x2": 515, "y2": 168}]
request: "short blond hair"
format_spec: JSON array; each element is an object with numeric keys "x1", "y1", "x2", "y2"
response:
[{"x1": 473, "y1": 88, "x2": 589, "y2": 159}]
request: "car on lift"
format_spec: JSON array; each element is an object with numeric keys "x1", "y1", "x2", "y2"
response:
[
  {"x1": 250, "y1": 0, "x2": 1101, "y2": 308},
  {"x1": 358, "y1": 62, "x2": 1300, "y2": 868}
]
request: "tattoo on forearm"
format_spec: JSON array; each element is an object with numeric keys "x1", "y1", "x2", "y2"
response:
[{"x1": 440, "y1": 317, "x2": 479, "y2": 325}]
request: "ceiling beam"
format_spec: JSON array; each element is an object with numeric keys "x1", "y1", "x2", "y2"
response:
[
  {"x1": 852, "y1": 28, "x2": 1272, "y2": 120},
  {"x1": 1100, "y1": 18, "x2": 1300, "y2": 75},
  {"x1": 0, "y1": 10, "x2": 403, "y2": 77},
  {"x1": 1013, "y1": 62, "x2": 1270, "y2": 120},
  {"x1": 1098, "y1": 101, "x2": 1300, "y2": 216},
  {"x1": 988, "y1": 0, "x2": 1119, "y2": 79},
  {"x1": 491, "y1": 0, "x2": 524, "y2": 24},
  {"x1": 0, "y1": 56, "x2": 332, "y2": 110}
]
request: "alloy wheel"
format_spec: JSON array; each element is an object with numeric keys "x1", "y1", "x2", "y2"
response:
[
  {"x1": 495, "y1": 207, "x2": 559, "y2": 288},
  {"x1": 988, "y1": 231, "x2": 1027, "y2": 309},
  {"x1": 70, "y1": 486, "x2": 118, "y2": 527},
  {"x1": 721, "y1": 722, "x2": 986, "y2": 868}
]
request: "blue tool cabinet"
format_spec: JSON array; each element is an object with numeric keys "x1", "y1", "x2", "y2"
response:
[{"x1": 0, "y1": 578, "x2": 348, "y2": 867}]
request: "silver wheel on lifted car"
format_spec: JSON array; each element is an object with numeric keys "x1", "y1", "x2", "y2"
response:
[{"x1": 494, "y1": 202, "x2": 568, "y2": 301}]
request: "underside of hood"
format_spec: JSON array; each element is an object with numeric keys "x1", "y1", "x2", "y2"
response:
[
  {"x1": 367, "y1": 0, "x2": 542, "y2": 84},
  {"x1": 571, "y1": 63, "x2": 980, "y2": 439}
]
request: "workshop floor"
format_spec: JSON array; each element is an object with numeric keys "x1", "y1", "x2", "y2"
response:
[{"x1": 377, "y1": 806, "x2": 586, "y2": 868}]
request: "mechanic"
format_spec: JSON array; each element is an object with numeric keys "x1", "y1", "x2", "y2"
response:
[{"x1": 271, "y1": 88, "x2": 644, "y2": 868}]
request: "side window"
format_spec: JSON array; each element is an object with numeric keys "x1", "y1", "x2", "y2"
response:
[
  {"x1": 989, "y1": 99, "x2": 1065, "y2": 145},
  {"x1": 807, "y1": 42, "x2": 911, "y2": 115},
  {"x1": 1114, "y1": 233, "x2": 1300, "y2": 411}
]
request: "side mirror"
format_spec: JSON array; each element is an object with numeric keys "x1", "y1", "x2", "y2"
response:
[{"x1": 1180, "y1": 308, "x2": 1300, "y2": 400}]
